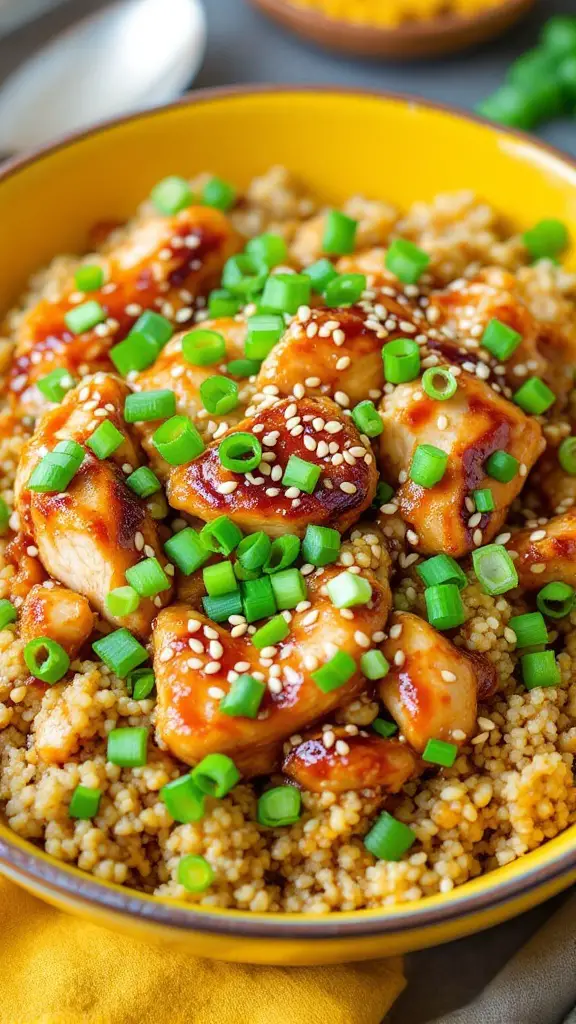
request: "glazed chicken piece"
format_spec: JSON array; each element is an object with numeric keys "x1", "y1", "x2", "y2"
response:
[
  {"x1": 154, "y1": 564, "x2": 391, "y2": 774},
  {"x1": 168, "y1": 395, "x2": 378, "y2": 538},
  {"x1": 378, "y1": 368, "x2": 545, "y2": 557},
  {"x1": 4, "y1": 534, "x2": 46, "y2": 605},
  {"x1": 15, "y1": 374, "x2": 172, "y2": 637},
  {"x1": 380, "y1": 612, "x2": 496, "y2": 752},
  {"x1": 9, "y1": 205, "x2": 240, "y2": 419},
  {"x1": 507, "y1": 511, "x2": 576, "y2": 591},
  {"x1": 282, "y1": 729, "x2": 418, "y2": 794},
  {"x1": 20, "y1": 584, "x2": 94, "y2": 659}
]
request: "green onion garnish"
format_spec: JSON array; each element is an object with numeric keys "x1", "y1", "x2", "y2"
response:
[
  {"x1": 246, "y1": 232, "x2": 288, "y2": 266},
  {"x1": 37, "y1": 367, "x2": 75, "y2": 403},
  {"x1": 245, "y1": 313, "x2": 285, "y2": 360},
  {"x1": 218, "y1": 432, "x2": 262, "y2": 473},
  {"x1": 27, "y1": 441, "x2": 84, "y2": 493},
  {"x1": 303, "y1": 258, "x2": 338, "y2": 293},
  {"x1": 372, "y1": 481, "x2": 395, "y2": 508},
  {"x1": 164, "y1": 527, "x2": 210, "y2": 575},
  {"x1": 281, "y1": 454, "x2": 321, "y2": 494},
  {"x1": 324, "y1": 273, "x2": 366, "y2": 307},
  {"x1": 257, "y1": 785, "x2": 302, "y2": 827},
  {"x1": 109, "y1": 333, "x2": 159, "y2": 376},
  {"x1": 86, "y1": 420, "x2": 124, "y2": 460},
  {"x1": 425, "y1": 583, "x2": 466, "y2": 630},
  {"x1": 301, "y1": 525, "x2": 340, "y2": 567},
  {"x1": 69, "y1": 785, "x2": 102, "y2": 820},
  {"x1": 485, "y1": 450, "x2": 519, "y2": 483},
  {"x1": 0, "y1": 497, "x2": 9, "y2": 535},
  {"x1": 326, "y1": 571, "x2": 372, "y2": 609},
  {"x1": 351, "y1": 399, "x2": 383, "y2": 437},
  {"x1": 105, "y1": 586, "x2": 140, "y2": 617},
  {"x1": 410, "y1": 444, "x2": 448, "y2": 488},
  {"x1": 481, "y1": 318, "x2": 522, "y2": 362},
  {"x1": 364, "y1": 811, "x2": 416, "y2": 861},
  {"x1": 558, "y1": 437, "x2": 576, "y2": 476},
  {"x1": 473, "y1": 488, "x2": 495, "y2": 513},
  {"x1": 178, "y1": 854, "x2": 214, "y2": 893},
  {"x1": 241, "y1": 577, "x2": 276, "y2": 622},
  {"x1": 360, "y1": 650, "x2": 390, "y2": 680},
  {"x1": 422, "y1": 738, "x2": 458, "y2": 768},
  {"x1": 472, "y1": 544, "x2": 518, "y2": 596},
  {"x1": 270, "y1": 567, "x2": 307, "y2": 610},
  {"x1": 200, "y1": 515, "x2": 243, "y2": 556},
  {"x1": 262, "y1": 535, "x2": 301, "y2": 575},
  {"x1": 152, "y1": 415, "x2": 204, "y2": 465},
  {"x1": 523, "y1": 218, "x2": 569, "y2": 260},
  {"x1": 372, "y1": 717, "x2": 397, "y2": 738},
  {"x1": 421, "y1": 367, "x2": 457, "y2": 401},
  {"x1": 222, "y1": 253, "x2": 268, "y2": 296},
  {"x1": 124, "y1": 389, "x2": 176, "y2": 423},
  {"x1": 202, "y1": 591, "x2": 243, "y2": 622},
  {"x1": 133, "y1": 310, "x2": 174, "y2": 349},
  {"x1": 128, "y1": 666, "x2": 156, "y2": 701},
  {"x1": 382, "y1": 338, "x2": 421, "y2": 384},
  {"x1": 513, "y1": 378, "x2": 556, "y2": 415},
  {"x1": 182, "y1": 329, "x2": 226, "y2": 367},
  {"x1": 260, "y1": 273, "x2": 311, "y2": 315},
  {"x1": 74, "y1": 264, "x2": 104, "y2": 292},
  {"x1": 23, "y1": 637, "x2": 70, "y2": 684},
  {"x1": 311, "y1": 651, "x2": 356, "y2": 693},
  {"x1": 92, "y1": 628, "x2": 148, "y2": 678},
  {"x1": 385, "y1": 239, "x2": 430, "y2": 285},
  {"x1": 125, "y1": 557, "x2": 170, "y2": 598},
  {"x1": 508, "y1": 611, "x2": 548, "y2": 648},
  {"x1": 252, "y1": 614, "x2": 290, "y2": 650},
  {"x1": 150, "y1": 175, "x2": 193, "y2": 215},
  {"x1": 64, "y1": 300, "x2": 106, "y2": 335},
  {"x1": 202, "y1": 176, "x2": 236, "y2": 211},
  {"x1": 107, "y1": 726, "x2": 148, "y2": 767},
  {"x1": 161, "y1": 774, "x2": 205, "y2": 823},
  {"x1": 322, "y1": 209, "x2": 358, "y2": 256},
  {"x1": 236, "y1": 531, "x2": 271, "y2": 572},
  {"x1": 203, "y1": 560, "x2": 238, "y2": 597},
  {"x1": 0, "y1": 599, "x2": 17, "y2": 630},
  {"x1": 208, "y1": 289, "x2": 242, "y2": 319},
  {"x1": 191, "y1": 752, "x2": 240, "y2": 797},
  {"x1": 417, "y1": 554, "x2": 467, "y2": 590},
  {"x1": 126, "y1": 466, "x2": 162, "y2": 498},
  {"x1": 199, "y1": 376, "x2": 239, "y2": 416},
  {"x1": 227, "y1": 357, "x2": 261, "y2": 378},
  {"x1": 521, "y1": 650, "x2": 561, "y2": 690},
  {"x1": 536, "y1": 581, "x2": 575, "y2": 619}
]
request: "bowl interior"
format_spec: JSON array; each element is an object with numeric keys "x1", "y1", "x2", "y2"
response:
[{"x1": 1, "y1": 87, "x2": 576, "y2": 935}]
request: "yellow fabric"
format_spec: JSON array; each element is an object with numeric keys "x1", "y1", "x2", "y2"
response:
[{"x1": 0, "y1": 877, "x2": 405, "y2": 1024}]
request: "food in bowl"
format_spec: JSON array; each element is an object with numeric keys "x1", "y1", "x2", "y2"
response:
[{"x1": 0, "y1": 165, "x2": 575, "y2": 914}]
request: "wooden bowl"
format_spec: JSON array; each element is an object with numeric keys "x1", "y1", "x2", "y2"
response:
[{"x1": 248, "y1": 0, "x2": 536, "y2": 59}]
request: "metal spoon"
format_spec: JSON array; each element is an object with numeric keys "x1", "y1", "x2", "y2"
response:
[{"x1": 0, "y1": 0, "x2": 206, "y2": 153}]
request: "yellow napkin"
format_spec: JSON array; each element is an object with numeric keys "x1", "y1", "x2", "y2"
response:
[{"x1": 0, "y1": 876, "x2": 405, "y2": 1024}]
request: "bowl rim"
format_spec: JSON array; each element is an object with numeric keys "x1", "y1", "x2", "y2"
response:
[{"x1": 1, "y1": 83, "x2": 576, "y2": 940}]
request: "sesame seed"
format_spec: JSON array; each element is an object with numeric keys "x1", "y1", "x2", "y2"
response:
[
  {"x1": 208, "y1": 685, "x2": 225, "y2": 698},
  {"x1": 325, "y1": 420, "x2": 343, "y2": 434},
  {"x1": 451, "y1": 729, "x2": 466, "y2": 742},
  {"x1": 231, "y1": 624, "x2": 248, "y2": 638},
  {"x1": 26, "y1": 545, "x2": 38, "y2": 557},
  {"x1": 340, "y1": 482, "x2": 357, "y2": 495},
  {"x1": 530, "y1": 529, "x2": 547, "y2": 541},
  {"x1": 187, "y1": 618, "x2": 202, "y2": 633},
  {"x1": 304, "y1": 436, "x2": 317, "y2": 452},
  {"x1": 189, "y1": 638, "x2": 204, "y2": 654},
  {"x1": 335, "y1": 739, "x2": 350, "y2": 756},
  {"x1": 354, "y1": 631, "x2": 370, "y2": 648},
  {"x1": 323, "y1": 730, "x2": 335, "y2": 749},
  {"x1": 504, "y1": 627, "x2": 517, "y2": 644},
  {"x1": 159, "y1": 648, "x2": 174, "y2": 663},
  {"x1": 205, "y1": 662, "x2": 222, "y2": 675},
  {"x1": 209, "y1": 640, "x2": 224, "y2": 660},
  {"x1": 530, "y1": 563, "x2": 546, "y2": 574},
  {"x1": 394, "y1": 650, "x2": 406, "y2": 667},
  {"x1": 336, "y1": 356, "x2": 351, "y2": 370},
  {"x1": 495, "y1": 532, "x2": 511, "y2": 545},
  {"x1": 468, "y1": 512, "x2": 482, "y2": 529},
  {"x1": 389, "y1": 623, "x2": 403, "y2": 640},
  {"x1": 473, "y1": 529, "x2": 483, "y2": 546},
  {"x1": 218, "y1": 481, "x2": 238, "y2": 495},
  {"x1": 306, "y1": 377, "x2": 321, "y2": 387},
  {"x1": 441, "y1": 670, "x2": 457, "y2": 682}
]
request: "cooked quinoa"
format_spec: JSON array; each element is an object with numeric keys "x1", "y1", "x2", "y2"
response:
[{"x1": 1, "y1": 166, "x2": 576, "y2": 914}]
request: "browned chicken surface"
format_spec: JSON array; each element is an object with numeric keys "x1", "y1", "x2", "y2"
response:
[
  {"x1": 507, "y1": 511, "x2": 576, "y2": 590},
  {"x1": 168, "y1": 395, "x2": 378, "y2": 538},
  {"x1": 20, "y1": 584, "x2": 94, "y2": 658},
  {"x1": 283, "y1": 729, "x2": 418, "y2": 793}
]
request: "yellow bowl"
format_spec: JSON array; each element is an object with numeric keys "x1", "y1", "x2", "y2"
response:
[{"x1": 1, "y1": 87, "x2": 576, "y2": 964}]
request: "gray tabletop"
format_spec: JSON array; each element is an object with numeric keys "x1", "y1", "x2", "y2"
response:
[{"x1": 1, "y1": 1, "x2": 575, "y2": 1021}]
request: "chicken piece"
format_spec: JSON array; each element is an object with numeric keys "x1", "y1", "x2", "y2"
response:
[
  {"x1": 9, "y1": 205, "x2": 240, "y2": 420},
  {"x1": 379, "y1": 368, "x2": 544, "y2": 557},
  {"x1": 168, "y1": 396, "x2": 378, "y2": 538},
  {"x1": 4, "y1": 533, "x2": 46, "y2": 604},
  {"x1": 255, "y1": 291, "x2": 426, "y2": 406},
  {"x1": 507, "y1": 511, "x2": 576, "y2": 591},
  {"x1": 380, "y1": 612, "x2": 495, "y2": 751},
  {"x1": 133, "y1": 318, "x2": 250, "y2": 478},
  {"x1": 20, "y1": 584, "x2": 94, "y2": 658},
  {"x1": 154, "y1": 564, "x2": 391, "y2": 773},
  {"x1": 282, "y1": 729, "x2": 418, "y2": 793},
  {"x1": 33, "y1": 669, "x2": 101, "y2": 765},
  {"x1": 533, "y1": 448, "x2": 576, "y2": 517},
  {"x1": 15, "y1": 375, "x2": 172, "y2": 638}
]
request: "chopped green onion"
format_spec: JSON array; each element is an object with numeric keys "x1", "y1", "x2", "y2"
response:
[
  {"x1": 417, "y1": 554, "x2": 467, "y2": 590},
  {"x1": 425, "y1": 583, "x2": 466, "y2": 630},
  {"x1": 150, "y1": 175, "x2": 193, "y2": 215},
  {"x1": 303, "y1": 258, "x2": 338, "y2": 293},
  {"x1": 262, "y1": 535, "x2": 301, "y2": 574},
  {"x1": 152, "y1": 415, "x2": 204, "y2": 465},
  {"x1": 524, "y1": 219, "x2": 570, "y2": 260},
  {"x1": 322, "y1": 210, "x2": 358, "y2": 255},
  {"x1": 311, "y1": 651, "x2": 356, "y2": 693},
  {"x1": 382, "y1": 338, "x2": 421, "y2": 384},
  {"x1": 521, "y1": 650, "x2": 561, "y2": 690},
  {"x1": 0, "y1": 599, "x2": 17, "y2": 630},
  {"x1": 86, "y1": 420, "x2": 124, "y2": 459},
  {"x1": 128, "y1": 666, "x2": 156, "y2": 701},
  {"x1": 107, "y1": 726, "x2": 148, "y2": 767},
  {"x1": 236, "y1": 531, "x2": 271, "y2": 572},
  {"x1": 257, "y1": 785, "x2": 301, "y2": 827},
  {"x1": 410, "y1": 444, "x2": 448, "y2": 488},
  {"x1": 385, "y1": 239, "x2": 430, "y2": 285},
  {"x1": 473, "y1": 488, "x2": 495, "y2": 513},
  {"x1": 109, "y1": 333, "x2": 159, "y2": 375},
  {"x1": 508, "y1": 611, "x2": 548, "y2": 648},
  {"x1": 164, "y1": 527, "x2": 209, "y2": 575},
  {"x1": 252, "y1": 614, "x2": 290, "y2": 649},
  {"x1": 360, "y1": 650, "x2": 390, "y2": 681},
  {"x1": 421, "y1": 367, "x2": 457, "y2": 401},
  {"x1": 218, "y1": 432, "x2": 262, "y2": 473},
  {"x1": 208, "y1": 289, "x2": 242, "y2": 319},
  {"x1": 245, "y1": 314, "x2": 284, "y2": 360},
  {"x1": 37, "y1": 368, "x2": 75, "y2": 403},
  {"x1": 199, "y1": 376, "x2": 239, "y2": 416},
  {"x1": 178, "y1": 854, "x2": 214, "y2": 893},
  {"x1": 373, "y1": 481, "x2": 395, "y2": 508},
  {"x1": 301, "y1": 524, "x2": 341, "y2": 566},
  {"x1": 222, "y1": 253, "x2": 268, "y2": 296},
  {"x1": 481, "y1": 318, "x2": 522, "y2": 362},
  {"x1": 23, "y1": 637, "x2": 70, "y2": 684},
  {"x1": 351, "y1": 400, "x2": 383, "y2": 437},
  {"x1": 472, "y1": 544, "x2": 518, "y2": 596},
  {"x1": 92, "y1": 628, "x2": 148, "y2": 678},
  {"x1": 281, "y1": 454, "x2": 321, "y2": 494},
  {"x1": 105, "y1": 586, "x2": 140, "y2": 617},
  {"x1": 227, "y1": 357, "x2": 261, "y2": 378},
  {"x1": 200, "y1": 516, "x2": 243, "y2": 556},
  {"x1": 558, "y1": 437, "x2": 576, "y2": 475},
  {"x1": 161, "y1": 774, "x2": 205, "y2": 823},
  {"x1": 69, "y1": 785, "x2": 102, "y2": 820},
  {"x1": 126, "y1": 466, "x2": 162, "y2": 498},
  {"x1": 74, "y1": 264, "x2": 104, "y2": 292},
  {"x1": 364, "y1": 811, "x2": 416, "y2": 861},
  {"x1": 191, "y1": 752, "x2": 240, "y2": 797},
  {"x1": 327, "y1": 571, "x2": 372, "y2": 609},
  {"x1": 0, "y1": 497, "x2": 9, "y2": 535},
  {"x1": 536, "y1": 581, "x2": 576, "y2": 619},
  {"x1": 233, "y1": 561, "x2": 260, "y2": 582},
  {"x1": 372, "y1": 717, "x2": 397, "y2": 738},
  {"x1": 202, "y1": 590, "x2": 243, "y2": 622},
  {"x1": 542, "y1": 16, "x2": 576, "y2": 55},
  {"x1": 203, "y1": 560, "x2": 238, "y2": 597},
  {"x1": 477, "y1": 81, "x2": 564, "y2": 130},
  {"x1": 27, "y1": 441, "x2": 84, "y2": 493},
  {"x1": 422, "y1": 738, "x2": 458, "y2": 768},
  {"x1": 241, "y1": 576, "x2": 276, "y2": 622},
  {"x1": 324, "y1": 273, "x2": 366, "y2": 307},
  {"x1": 64, "y1": 300, "x2": 106, "y2": 335},
  {"x1": 125, "y1": 557, "x2": 170, "y2": 598},
  {"x1": 246, "y1": 232, "x2": 288, "y2": 266},
  {"x1": 124, "y1": 389, "x2": 176, "y2": 423},
  {"x1": 132, "y1": 310, "x2": 174, "y2": 349},
  {"x1": 202, "y1": 176, "x2": 236, "y2": 211},
  {"x1": 270, "y1": 567, "x2": 307, "y2": 610},
  {"x1": 513, "y1": 378, "x2": 556, "y2": 415},
  {"x1": 182, "y1": 328, "x2": 226, "y2": 367},
  {"x1": 485, "y1": 450, "x2": 519, "y2": 483},
  {"x1": 260, "y1": 273, "x2": 311, "y2": 315}
]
